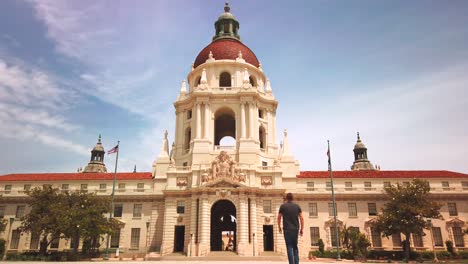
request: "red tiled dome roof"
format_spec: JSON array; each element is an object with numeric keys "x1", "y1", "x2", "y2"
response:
[{"x1": 194, "y1": 39, "x2": 259, "y2": 68}]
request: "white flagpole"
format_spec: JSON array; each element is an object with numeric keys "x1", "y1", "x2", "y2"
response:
[
  {"x1": 105, "y1": 141, "x2": 119, "y2": 260},
  {"x1": 328, "y1": 140, "x2": 341, "y2": 260}
]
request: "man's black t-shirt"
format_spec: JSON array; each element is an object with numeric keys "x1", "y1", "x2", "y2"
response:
[{"x1": 279, "y1": 201, "x2": 302, "y2": 231}]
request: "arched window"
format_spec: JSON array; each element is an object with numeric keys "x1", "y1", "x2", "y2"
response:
[
  {"x1": 214, "y1": 107, "x2": 236, "y2": 145},
  {"x1": 249, "y1": 76, "x2": 257, "y2": 87},
  {"x1": 195, "y1": 76, "x2": 201, "y2": 86},
  {"x1": 219, "y1": 72, "x2": 231, "y2": 87},
  {"x1": 184, "y1": 127, "x2": 192, "y2": 151},
  {"x1": 259, "y1": 126, "x2": 266, "y2": 149}
]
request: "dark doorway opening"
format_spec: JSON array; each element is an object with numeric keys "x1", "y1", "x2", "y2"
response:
[
  {"x1": 214, "y1": 108, "x2": 236, "y2": 145},
  {"x1": 211, "y1": 200, "x2": 237, "y2": 252},
  {"x1": 263, "y1": 225, "x2": 274, "y2": 251},
  {"x1": 174, "y1": 226, "x2": 185, "y2": 252}
]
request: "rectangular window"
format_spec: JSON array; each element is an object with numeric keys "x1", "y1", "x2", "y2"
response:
[
  {"x1": 326, "y1": 182, "x2": 332, "y2": 191},
  {"x1": 448, "y1": 202, "x2": 458, "y2": 216},
  {"x1": 392, "y1": 233, "x2": 402, "y2": 247},
  {"x1": 412, "y1": 233, "x2": 423, "y2": 247},
  {"x1": 462, "y1": 181, "x2": 468, "y2": 190},
  {"x1": 348, "y1": 203, "x2": 357, "y2": 217},
  {"x1": 310, "y1": 227, "x2": 320, "y2": 246},
  {"x1": 368, "y1": 203, "x2": 377, "y2": 216},
  {"x1": 114, "y1": 204, "x2": 123, "y2": 218},
  {"x1": 133, "y1": 204, "x2": 142, "y2": 218},
  {"x1": 328, "y1": 202, "x2": 337, "y2": 217},
  {"x1": 371, "y1": 227, "x2": 382, "y2": 248},
  {"x1": 0, "y1": 206, "x2": 5, "y2": 218},
  {"x1": 61, "y1": 184, "x2": 69, "y2": 191},
  {"x1": 81, "y1": 184, "x2": 88, "y2": 192},
  {"x1": 452, "y1": 226, "x2": 465, "y2": 247},
  {"x1": 306, "y1": 182, "x2": 315, "y2": 191},
  {"x1": 364, "y1": 182, "x2": 373, "y2": 191},
  {"x1": 384, "y1": 182, "x2": 391, "y2": 188},
  {"x1": 187, "y1": 110, "x2": 192, "y2": 120},
  {"x1": 110, "y1": 228, "x2": 121, "y2": 248},
  {"x1": 263, "y1": 200, "x2": 272, "y2": 214},
  {"x1": 50, "y1": 235, "x2": 59, "y2": 249},
  {"x1": 137, "y1": 183, "x2": 144, "y2": 192},
  {"x1": 309, "y1": 203, "x2": 318, "y2": 217},
  {"x1": 30, "y1": 232, "x2": 40, "y2": 250},
  {"x1": 432, "y1": 227, "x2": 443, "y2": 247},
  {"x1": 118, "y1": 183, "x2": 126, "y2": 192},
  {"x1": 10, "y1": 230, "x2": 20, "y2": 249},
  {"x1": 177, "y1": 201, "x2": 185, "y2": 214},
  {"x1": 330, "y1": 226, "x2": 340, "y2": 247},
  {"x1": 4, "y1": 185, "x2": 12, "y2": 194},
  {"x1": 441, "y1": 181, "x2": 449, "y2": 189},
  {"x1": 345, "y1": 182, "x2": 353, "y2": 191},
  {"x1": 99, "y1": 184, "x2": 107, "y2": 192},
  {"x1": 23, "y1": 184, "x2": 31, "y2": 192},
  {"x1": 130, "y1": 228, "x2": 141, "y2": 249},
  {"x1": 16, "y1": 205, "x2": 25, "y2": 218}
]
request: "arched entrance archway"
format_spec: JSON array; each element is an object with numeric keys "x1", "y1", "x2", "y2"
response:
[
  {"x1": 214, "y1": 108, "x2": 236, "y2": 145},
  {"x1": 210, "y1": 200, "x2": 237, "y2": 252}
]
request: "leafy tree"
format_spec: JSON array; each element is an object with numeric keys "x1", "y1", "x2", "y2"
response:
[
  {"x1": 340, "y1": 225, "x2": 370, "y2": 258},
  {"x1": 20, "y1": 186, "x2": 63, "y2": 255},
  {"x1": 374, "y1": 179, "x2": 442, "y2": 261}
]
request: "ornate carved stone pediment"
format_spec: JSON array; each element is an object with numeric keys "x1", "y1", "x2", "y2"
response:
[
  {"x1": 201, "y1": 151, "x2": 246, "y2": 186},
  {"x1": 446, "y1": 217, "x2": 465, "y2": 227},
  {"x1": 205, "y1": 177, "x2": 244, "y2": 188}
]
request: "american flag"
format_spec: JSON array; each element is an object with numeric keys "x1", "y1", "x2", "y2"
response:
[
  {"x1": 327, "y1": 142, "x2": 331, "y2": 170},
  {"x1": 107, "y1": 145, "x2": 119, "y2": 154}
]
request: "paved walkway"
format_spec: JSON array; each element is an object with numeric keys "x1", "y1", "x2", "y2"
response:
[{"x1": 1, "y1": 261, "x2": 352, "y2": 264}]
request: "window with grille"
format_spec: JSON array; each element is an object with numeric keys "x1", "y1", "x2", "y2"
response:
[
  {"x1": 462, "y1": 181, "x2": 468, "y2": 190},
  {"x1": 412, "y1": 233, "x2": 423, "y2": 247},
  {"x1": 310, "y1": 227, "x2": 320, "y2": 246},
  {"x1": 137, "y1": 183, "x2": 144, "y2": 192},
  {"x1": 368, "y1": 203, "x2": 377, "y2": 216},
  {"x1": 442, "y1": 181, "x2": 450, "y2": 191},
  {"x1": 23, "y1": 184, "x2": 31, "y2": 192},
  {"x1": 0, "y1": 206, "x2": 5, "y2": 218},
  {"x1": 452, "y1": 227, "x2": 465, "y2": 247},
  {"x1": 306, "y1": 182, "x2": 315, "y2": 191},
  {"x1": 326, "y1": 182, "x2": 332, "y2": 191},
  {"x1": 384, "y1": 182, "x2": 391, "y2": 188},
  {"x1": 10, "y1": 230, "x2": 20, "y2": 249},
  {"x1": 111, "y1": 229, "x2": 121, "y2": 248},
  {"x1": 309, "y1": 203, "x2": 318, "y2": 217},
  {"x1": 392, "y1": 233, "x2": 402, "y2": 247},
  {"x1": 118, "y1": 183, "x2": 126, "y2": 192},
  {"x1": 330, "y1": 226, "x2": 340, "y2": 247},
  {"x1": 348, "y1": 203, "x2": 357, "y2": 217},
  {"x1": 432, "y1": 227, "x2": 443, "y2": 247},
  {"x1": 364, "y1": 182, "x2": 372, "y2": 190},
  {"x1": 345, "y1": 182, "x2": 353, "y2": 191},
  {"x1": 61, "y1": 184, "x2": 69, "y2": 191},
  {"x1": 99, "y1": 184, "x2": 106, "y2": 192},
  {"x1": 177, "y1": 201, "x2": 185, "y2": 214},
  {"x1": 328, "y1": 202, "x2": 337, "y2": 217},
  {"x1": 448, "y1": 202, "x2": 458, "y2": 216},
  {"x1": 114, "y1": 204, "x2": 123, "y2": 217},
  {"x1": 4, "y1": 185, "x2": 11, "y2": 194},
  {"x1": 81, "y1": 184, "x2": 88, "y2": 192},
  {"x1": 30, "y1": 232, "x2": 40, "y2": 250},
  {"x1": 131, "y1": 228, "x2": 141, "y2": 249},
  {"x1": 133, "y1": 204, "x2": 142, "y2": 218},
  {"x1": 263, "y1": 200, "x2": 272, "y2": 214},
  {"x1": 371, "y1": 227, "x2": 382, "y2": 247},
  {"x1": 16, "y1": 205, "x2": 25, "y2": 218}
]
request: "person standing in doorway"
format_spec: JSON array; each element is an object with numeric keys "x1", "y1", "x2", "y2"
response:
[{"x1": 278, "y1": 193, "x2": 304, "y2": 264}]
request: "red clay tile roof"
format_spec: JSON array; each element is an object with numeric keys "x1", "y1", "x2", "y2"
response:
[
  {"x1": 194, "y1": 39, "x2": 259, "y2": 68},
  {"x1": 298, "y1": 170, "x2": 468, "y2": 179},
  {"x1": 0, "y1": 172, "x2": 152, "y2": 182}
]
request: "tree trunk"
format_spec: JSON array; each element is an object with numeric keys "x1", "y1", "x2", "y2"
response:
[
  {"x1": 72, "y1": 230, "x2": 80, "y2": 254},
  {"x1": 39, "y1": 236, "x2": 48, "y2": 256},
  {"x1": 404, "y1": 233, "x2": 411, "y2": 262}
]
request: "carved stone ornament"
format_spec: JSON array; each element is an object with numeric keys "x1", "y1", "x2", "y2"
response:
[
  {"x1": 216, "y1": 189, "x2": 231, "y2": 198},
  {"x1": 177, "y1": 216, "x2": 183, "y2": 223},
  {"x1": 265, "y1": 216, "x2": 271, "y2": 223},
  {"x1": 176, "y1": 177, "x2": 188, "y2": 186},
  {"x1": 201, "y1": 151, "x2": 246, "y2": 185},
  {"x1": 261, "y1": 176, "x2": 272, "y2": 186}
]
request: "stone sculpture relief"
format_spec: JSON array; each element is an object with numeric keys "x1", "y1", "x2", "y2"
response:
[{"x1": 201, "y1": 151, "x2": 246, "y2": 184}]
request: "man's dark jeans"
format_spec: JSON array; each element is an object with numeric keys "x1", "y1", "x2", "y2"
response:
[{"x1": 283, "y1": 229, "x2": 299, "y2": 264}]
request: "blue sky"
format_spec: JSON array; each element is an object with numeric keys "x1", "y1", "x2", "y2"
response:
[{"x1": 1, "y1": 0, "x2": 467, "y2": 174}]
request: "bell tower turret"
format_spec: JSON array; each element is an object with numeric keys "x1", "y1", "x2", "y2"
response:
[
  {"x1": 83, "y1": 134, "x2": 107, "y2": 173},
  {"x1": 351, "y1": 132, "x2": 375, "y2": 171}
]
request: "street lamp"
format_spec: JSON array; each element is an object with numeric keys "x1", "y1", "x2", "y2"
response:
[
  {"x1": 2, "y1": 218, "x2": 15, "y2": 261},
  {"x1": 427, "y1": 219, "x2": 439, "y2": 263}
]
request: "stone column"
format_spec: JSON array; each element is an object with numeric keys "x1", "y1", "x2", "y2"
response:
[
  {"x1": 248, "y1": 102, "x2": 254, "y2": 139},
  {"x1": 204, "y1": 103, "x2": 210, "y2": 140},
  {"x1": 196, "y1": 103, "x2": 201, "y2": 139},
  {"x1": 199, "y1": 195, "x2": 210, "y2": 255},
  {"x1": 238, "y1": 195, "x2": 248, "y2": 255},
  {"x1": 251, "y1": 197, "x2": 258, "y2": 256},
  {"x1": 240, "y1": 103, "x2": 246, "y2": 139},
  {"x1": 253, "y1": 104, "x2": 258, "y2": 141}
]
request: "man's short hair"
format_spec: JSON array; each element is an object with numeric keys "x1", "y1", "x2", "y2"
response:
[{"x1": 286, "y1": 193, "x2": 294, "y2": 201}]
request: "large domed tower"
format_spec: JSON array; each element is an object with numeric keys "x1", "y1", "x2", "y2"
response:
[{"x1": 152, "y1": 3, "x2": 299, "y2": 257}]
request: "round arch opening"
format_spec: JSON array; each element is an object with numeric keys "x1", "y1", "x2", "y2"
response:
[
  {"x1": 214, "y1": 107, "x2": 236, "y2": 145},
  {"x1": 210, "y1": 199, "x2": 237, "y2": 252}
]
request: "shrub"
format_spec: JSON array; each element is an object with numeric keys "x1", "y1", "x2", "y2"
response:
[
  {"x1": 446, "y1": 240, "x2": 455, "y2": 255},
  {"x1": 0, "y1": 239, "x2": 5, "y2": 259},
  {"x1": 318, "y1": 239, "x2": 325, "y2": 254}
]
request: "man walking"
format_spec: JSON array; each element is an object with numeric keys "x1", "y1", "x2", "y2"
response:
[{"x1": 278, "y1": 193, "x2": 304, "y2": 264}]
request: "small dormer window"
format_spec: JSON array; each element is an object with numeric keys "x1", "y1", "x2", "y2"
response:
[{"x1": 219, "y1": 72, "x2": 231, "y2": 87}]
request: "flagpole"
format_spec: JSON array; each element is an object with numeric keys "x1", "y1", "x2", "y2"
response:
[
  {"x1": 105, "y1": 140, "x2": 119, "y2": 260},
  {"x1": 328, "y1": 140, "x2": 341, "y2": 260}
]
